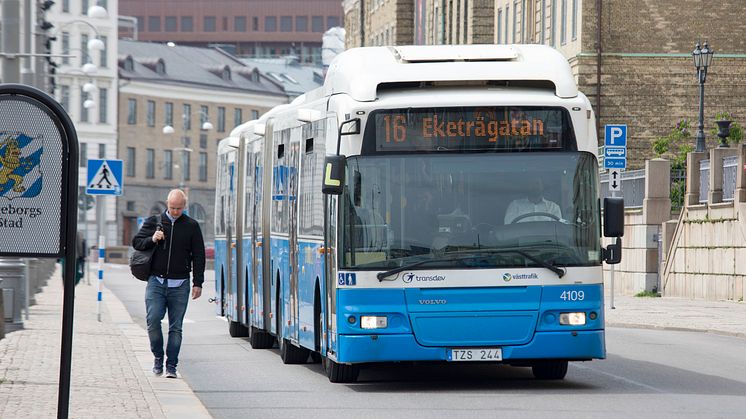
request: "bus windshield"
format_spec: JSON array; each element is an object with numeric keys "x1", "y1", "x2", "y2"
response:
[{"x1": 339, "y1": 152, "x2": 601, "y2": 270}]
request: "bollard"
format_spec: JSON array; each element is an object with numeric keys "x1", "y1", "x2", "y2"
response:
[
  {"x1": 98, "y1": 235, "x2": 105, "y2": 322},
  {"x1": 0, "y1": 278, "x2": 5, "y2": 339}
]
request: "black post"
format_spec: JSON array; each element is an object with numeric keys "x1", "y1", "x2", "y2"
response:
[{"x1": 695, "y1": 70, "x2": 706, "y2": 152}]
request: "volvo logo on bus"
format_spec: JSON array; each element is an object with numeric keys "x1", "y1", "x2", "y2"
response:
[{"x1": 402, "y1": 272, "x2": 446, "y2": 283}]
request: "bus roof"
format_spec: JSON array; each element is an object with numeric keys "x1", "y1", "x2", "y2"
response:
[{"x1": 324, "y1": 44, "x2": 577, "y2": 101}]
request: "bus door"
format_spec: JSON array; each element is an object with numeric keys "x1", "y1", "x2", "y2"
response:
[
  {"x1": 287, "y1": 131, "x2": 301, "y2": 342},
  {"x1": 248, "y1": 143, "x2": 262, "y2": 328},
  {"x1": 224, "y1": 150, "x2": 237, "y2": 320},
  {"x1": 234, "y1": 138, "x2": 247, "y2": 326}
]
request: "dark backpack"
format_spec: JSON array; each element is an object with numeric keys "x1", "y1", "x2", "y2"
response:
[{"x1": 129, "y1": 215, "x2": 161, "y2": 281}]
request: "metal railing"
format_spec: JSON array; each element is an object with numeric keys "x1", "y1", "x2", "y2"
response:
[
  {"x1": 699, "y1": 159, "x2": 710, "y2": 203},
  {"x1": 599, "y1": 168, "x2": 646, "y2": 208},
  {"x1": 723, "y1": 155, "x2": 738, "y2": 202}
]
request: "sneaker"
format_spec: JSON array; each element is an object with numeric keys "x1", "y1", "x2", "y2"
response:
[
  {"x1": 164, "y1": 368, "x2": 177, "y2": 379},
  {"x1": 152, "y1": 358, "x2": 164, "y2": 376}
]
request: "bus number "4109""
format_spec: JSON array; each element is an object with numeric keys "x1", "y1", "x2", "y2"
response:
[{"x1": 560, "y1": 290, "x2": 585, "y2": 301}]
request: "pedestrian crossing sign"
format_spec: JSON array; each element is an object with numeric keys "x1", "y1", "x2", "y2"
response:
[{"x1": 86, "y1": 159, "x2": 123, "y2": 196}]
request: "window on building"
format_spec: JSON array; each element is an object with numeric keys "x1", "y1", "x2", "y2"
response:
[
  {"x1": 126, "y1": 147, "x2": 136, "y2": 177},
  {"x1": 136, "y1": 16, "x2": 144, "y2": 32},
  {"x1": 62, "y1": 32, "x2": 70, "y2": 64},
  {"x1": 80, "y1": 34, "x2": 90, "y2": 65},
  {"x1": 165, "y1": 16, "x2": 177, "y2": 32},
  {"x1": 200, "y1": 105, "x2": 209, "y2": 130},
  {"x1": 541, "y1": 0, "x2": 546, "y2": 43},
  {"x1": 199, "y1": 152, "x2": 208, "y2": 182},
  {"x1": 235, "y1": 16, "x2": 246, "y2": 31},
  {"x1": 572, "y1": 0, "x2": 578, "y2": 40},
  {"x1": 60, "y1": 85, "x2": 70, "y2": 111},
  {"x1": 550, "y1": 0, "x2": 556, "y2": 46},
  {"x1": 204, "y1": 16, "x2": 216, "y2": 32},
  {"x1": 217, "y1": 107, "x2": 225, "y2": 132},
  {"x1": 223, "y1": 16, "x2": 228, "y2": 31},
  {"x1": 505, "y1": 5, "x2": 509, "y2": 44},
  {"x1": 328, "y1": 16, "x2": 339, "y2": 29},
  {"x1": 296, "y1": 16, "x2": 308, "y2": 32},
  {"x1": 200, "y1": 133, "x2": 207, "y2": 149},
  {"x1": 146, "y1": 148, "x2": 155, "y2": 179},
  {"x1": 280, "y1": 16, "x2": 292, "y2": 32},
  {"x1": 181, "y1": 16, "x2": 194, "y2": 32},
  {"x1": 127, "y1": 98, "x2": 137, "y2": 124},
  {"x1": 561, "y1": 0, "x2": 567, "y2": 44},
  {"x1": 99, "y1": 35, "x2": 107, "y2": 67},
  {"x1": 98, "y1": 1, "x2": 108, "y2": 10},
  {"x1": 98, "y1": 143, "x2": 105, "y2": 158},
  {"x1": 126, "y1": 201, "x2": 135, "y2": 211},
  {"x1": 80, "y1": 88, "x2": 89, "y2": 123},
  {"x1": 164, "y1": 150, "x2": 173, "y2": 180},
  {"x1": 234, "y1": 108, "x2": 242, "y2": 127},
  {"x1": 497, "y1": 9, "x2": 502, "y2": 43},
  {"x1": 512, "y1": 1, "x2": 518, "y2": 43},
  {"x1": 182, "y1": 150, "x2": 191, "y2": 181},
  {"x1": 148, "y1": 16, "x2": 161, "y2": 32},
  {"x1": 183, "y1": 104, "x2": 191, "y2": 130},
  {"x1": 165, "y1": 102, "x2": 173, "y2": 127},
  {"x1": 311, "y1": 16, "x2": 323, "y2": 32},
  {"x1": 98, "y1": 88, "x2": 107, "y2": 123},
  {"x1": 147, "y1": 100, "x2": 155, "y2": 127},
  {"x1": 62, "y1": 0, "x2": 69, "y2": 12},
  {"x1": 82, "y1": 0, "x2": 88, "y2": 14},
  {"x1": 253, "y1": 16, "x2": 259, "y2": 31},
  {"x1": 251, "y1": 109, "x2": 259, "y2": 119},
  {"x1": 520, "y1": 0, "x2": 525, "y2": 43},
  {"x1": 79, "y1": 142, "x2": 87, "y2": 167},
  {"x1": 265, "y1": 16, "x2": 277, "y2": 32}
]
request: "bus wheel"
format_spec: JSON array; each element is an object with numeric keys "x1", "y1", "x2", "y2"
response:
[
  {"x1": 228, "y1": 321, "x2": 248, "y2": 338},
  {"x1": 324, "y1": 357, "x2": 360, "y2": 383},
  {"x1": 249, "y1": 326, "x2": 274, "y2": 349},
  {"x1": 531, "y1": 360, "x2": 568, "y2": 380},
  {"x1": 280, "y1": 338, "x2": 310, "y2": 364}
]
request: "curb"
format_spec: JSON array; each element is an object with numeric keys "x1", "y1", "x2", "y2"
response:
[
  {"x1": 104, "y1": 283, "x2": 212, "y2": 419},
  {"x1": 606, "y1": 321, "x2": 746, "y2": 339}
]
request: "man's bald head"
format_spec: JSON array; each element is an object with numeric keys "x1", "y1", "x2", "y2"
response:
[{"x1": 167, "y1": 189, "x2": 187, "y2": 218}]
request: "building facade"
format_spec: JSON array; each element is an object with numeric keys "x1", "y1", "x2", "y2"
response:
[
  {"x1": 343, "y1": 0, "x2": 414, "y2": 48},
  {"x1": 118, "y1": 0, "x2": 344, "y2": 64},
  {"x1": 344, "y1": 0, "x2": 746, "y2": 167},
  {"x1": 47, "y1": 0, "x2": 121, "y2": 247},
  {"x1": 117, "y1": 40, "x2": 289, "y2": 246}
]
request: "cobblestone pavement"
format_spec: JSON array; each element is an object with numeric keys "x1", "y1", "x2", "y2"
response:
[
  {"x1": 606, "y1": 293, "x2": 746, "y2": 338},
  {"x1": 0, "y1": 265, "x2": 210, "y2": 418}
]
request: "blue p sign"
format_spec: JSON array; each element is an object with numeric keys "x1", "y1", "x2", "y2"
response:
[{"x1": 605, "y1": 125, "x2": 627, "y2": 147}]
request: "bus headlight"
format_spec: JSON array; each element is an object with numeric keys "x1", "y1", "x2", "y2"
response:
[
  {"x1": 360, "y1": 316, "x2": 388, "y2": 329},
  {"x1": 559, "y1": 312, "x2": 586, "y2": 326}
]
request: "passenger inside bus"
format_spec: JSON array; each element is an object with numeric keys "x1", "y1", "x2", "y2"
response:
[{"x1": 503, "y1": 177, "x2": 562, "y2": 224}]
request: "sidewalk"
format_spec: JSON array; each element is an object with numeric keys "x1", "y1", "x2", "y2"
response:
[
  {"x1": 605, "y1": 293, "x2": 746, "y2": 338},
  {"x1": 0, "y1": 265, "x2": 211, "y2": 418}
]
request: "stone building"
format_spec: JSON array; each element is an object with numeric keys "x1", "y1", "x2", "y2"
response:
[
  {"x1": 343, "y1": 0, "x2": 746, "y2": 167},
  {"x1": 343, "y1": 0, "x2": 414, "y2": 48},
  {"x1": 117, "y1": 40, "x2": 288, "y2": 246}
]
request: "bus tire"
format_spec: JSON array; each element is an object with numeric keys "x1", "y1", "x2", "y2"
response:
[
  {"x1": 228, "y1": 321, "x2": 248, "y2": 337},
  {"x1": 249, "y1": 326, "x2": 274, "y2": 349},
  {"x1": 325, "y1": 357, "x2": 360, "y2": 383},
  {"x1": 531, "y1": 360, "x2": 568, "y2": 380},
  {"x1": 280, "y1": 338, "x2": 310, "y2": 364}
]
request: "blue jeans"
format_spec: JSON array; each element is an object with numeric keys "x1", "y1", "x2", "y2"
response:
[{"x1": 145, "y1": 276, "x2": 190, "y2": 369}]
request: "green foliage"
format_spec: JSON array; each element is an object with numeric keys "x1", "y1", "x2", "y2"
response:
[
  {"x1": 634, "y1": 290, "x2": 661, "y2": 298},
  {"x1": 670, "y1": 179, "x2": 686, "y2": 211},
  {"x1": 652, "y1": 119, "x2": 692, "y2": 170},
  {"x1": 709, "y1": 112, "x2": 743, "y2": 146}
]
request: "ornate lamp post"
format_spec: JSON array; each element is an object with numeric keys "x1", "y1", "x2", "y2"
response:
[{"x1": 692, "y1": 41, "x2": 714, "y2": 152}]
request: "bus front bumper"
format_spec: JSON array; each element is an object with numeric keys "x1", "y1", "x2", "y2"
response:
[{"x1": 335, "y1": 330, "x2": 605, "y2": 363}]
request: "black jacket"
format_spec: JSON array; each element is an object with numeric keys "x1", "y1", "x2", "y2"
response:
[{"x1": 132, "y1": 212, "x2": 206, "y2": 287}]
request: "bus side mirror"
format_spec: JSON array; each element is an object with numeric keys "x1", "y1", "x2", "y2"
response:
[
  {"x1": 322, "y1": 155, "x2": 346, "y2": 195},
  {"x1": 603, "y1": 197, "x2": 624, "y2": 237}
]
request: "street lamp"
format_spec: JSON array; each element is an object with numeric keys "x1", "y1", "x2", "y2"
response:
[
  {"x1": 162, "y1": 111, "x2": 214, "y2": 134},
  {"x1": 692, "y1": 41, "x2": 714, "y2": 152}
]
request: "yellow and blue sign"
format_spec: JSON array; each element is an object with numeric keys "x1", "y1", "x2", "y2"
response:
[{"x1": 0, "y1": 132, "x2": 43, "y2": 199}]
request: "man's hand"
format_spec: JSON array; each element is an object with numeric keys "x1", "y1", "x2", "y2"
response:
[
  {"x1": 192, "y1": 286, "x2": 202, "y2": 300},
  {"x1": 152, "y1": 229, "x2": 164, "y2": 243}
]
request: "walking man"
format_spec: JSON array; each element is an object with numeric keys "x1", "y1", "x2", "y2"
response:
[{"x1": 132, "y1": 189, "x2": 205, "y2": 378}]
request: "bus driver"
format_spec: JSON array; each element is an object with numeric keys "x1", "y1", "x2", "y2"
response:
[{"x1": 503, "y1": 177, "x2": 562, "y2": 224}]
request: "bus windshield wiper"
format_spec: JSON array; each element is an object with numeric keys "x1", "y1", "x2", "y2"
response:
[{"x1": 376, "y1": 248, "x2": 566, "y2": 281}]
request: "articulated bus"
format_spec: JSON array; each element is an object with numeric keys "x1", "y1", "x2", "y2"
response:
[{"x1": 213, "y1": 44, "x2": 624, "y2": 383}]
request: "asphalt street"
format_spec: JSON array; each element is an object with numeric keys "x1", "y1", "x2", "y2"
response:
[{"x1": 103, "y1": 264, "x2": 746, "y2": 418}]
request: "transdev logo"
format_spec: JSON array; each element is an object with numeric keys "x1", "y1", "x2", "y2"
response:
[
  {"x1": 503, "y1": 272, "x2": 539, "y2": 282},
  {"x1": 402, "y1": 272, "x2": 445, "y2": 283}
]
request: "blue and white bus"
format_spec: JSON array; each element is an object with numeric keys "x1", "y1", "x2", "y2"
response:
[{"x1": 213, "y1": 44, "x2": 624, "y2": 383}]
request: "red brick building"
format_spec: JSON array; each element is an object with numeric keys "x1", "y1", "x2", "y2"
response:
[{"x1": 119, "y1": 0, "x2": 344, "y2": 64}]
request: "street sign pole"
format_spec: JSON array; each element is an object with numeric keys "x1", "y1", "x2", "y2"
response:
[{"x1": 604, "y1": 125, "x2": 627, "y2": 311}]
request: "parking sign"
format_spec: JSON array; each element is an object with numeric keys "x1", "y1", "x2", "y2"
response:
[{"x1": 605, "y1": 125, "x2": 627, "y2": 147}]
